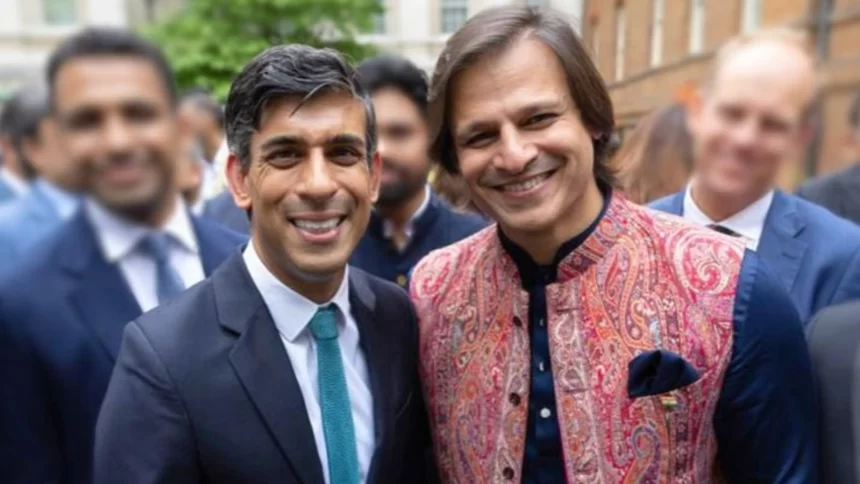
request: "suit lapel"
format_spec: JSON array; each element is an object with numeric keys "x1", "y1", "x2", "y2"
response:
[
  {"x1": 758, "y1": 191, "x2": 808, "y2": 292},
  {"x1": 61, "y1": 212, "x2": 141, "y2": 361},
  {"x1": 349, "y1": 269, "x2": 389, "y2": 482},
  {"x1": 220, "y1": 252, "x2": 325, "y2": 484}
]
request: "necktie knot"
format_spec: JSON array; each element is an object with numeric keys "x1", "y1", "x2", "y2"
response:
[
  {"x1": 310, "y1": 306, "x2": 339, "y2": 341},
  {"x1": 139, "y1": 232, "x2": 172, "y2": 263}
]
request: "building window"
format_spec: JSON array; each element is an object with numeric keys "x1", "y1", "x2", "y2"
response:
[
  {"x1": 615, "y1": 4, "x2": 626, "y2": 81},
  {"x1": 688, "y1": 0, "x2": 705, "y2": 54},
  {"x1": 372, "y1": 1, "x2": 386, "y2": 34},
  {"x1": 42, "y1": 0, "x2": 77, "y2": 26},
  {"x1": 440, "y1": 0, "x2": 468, "y2": 34},
  {"x1": 741, "y1": 0, "x2": 762, "y2": 33},
  {"x1": 650, "y1": 0, "x2": 664, "y2": 67}
]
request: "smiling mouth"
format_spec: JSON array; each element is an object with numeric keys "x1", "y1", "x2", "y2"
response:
[
  {"x1": 289, "y1": 216, "x2": 347, "y2": 233},
  {"x1": 496, "y1": 170, "x2": 556, "y2": 193}
]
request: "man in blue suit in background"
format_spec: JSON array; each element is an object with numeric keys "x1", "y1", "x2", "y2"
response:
[
  {"x1": 0, "y1": 85, "x2": 83, "y2": 265},
  {"x1": 0, "y1": 28, "x2": 244, "y2": 484},
  {"x1": 0, "y1": 88, "x2": 39, "y2": 204},
  {"x1": 651, "y1": 28, "x2": 860, "y2": 323}
]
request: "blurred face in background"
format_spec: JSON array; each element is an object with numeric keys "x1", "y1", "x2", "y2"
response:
[
  {"x1": 372, "y1": 87, "x2": 430, "y2": 206},
  {"x1": 53, "y1": 56, "x2": 180, "y2": 222},
  {"x1": 689, "y1": 41, "x2": 815, "y2": 203},
  {"x1": 176, "y1": 137, "x2": 204, "y2": 205},
  {"x1": 23, "y1": 117, "x2": 84, "y2": 191},
  {"x1": 179, "y1": 101, "x2": 222, "y2": 160}
]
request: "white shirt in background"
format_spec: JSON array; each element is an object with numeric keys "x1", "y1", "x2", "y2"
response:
[{"x1": 682, "y1": 184, "x2": 775, "y2": 251}]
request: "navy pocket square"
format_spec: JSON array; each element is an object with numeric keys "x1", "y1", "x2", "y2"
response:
[{"x1": 627, "y1": 349, "x2": 701, "y2": 398}]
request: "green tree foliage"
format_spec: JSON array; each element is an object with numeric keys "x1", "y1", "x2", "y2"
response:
[{"x1": 144, "y1": 0, "x2": 382, "y2": 100}]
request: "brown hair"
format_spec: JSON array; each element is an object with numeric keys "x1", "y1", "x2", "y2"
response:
[
  {"x1": 614, "y1": 103, "x2": 693, "y2": 204},
  {"x1": 427, "y1": 6, "x2": 616, "y2": 186}
]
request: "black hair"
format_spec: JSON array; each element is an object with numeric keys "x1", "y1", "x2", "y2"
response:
[
  {"x1": 181, "y1": 90, "x2": 225, "y2": 130},
  {"x1": 225, "y1": 44, "x2": 376, "y2": 170},
  {"x1": 0, "y1": 85, "x2": 50, "y2": 178},
  {"x1": 357, "y1": 55, "x2": 429, "y2": 114},
  {"x1": 46, "y1": 27, "x2": 177, "y2": 110}
]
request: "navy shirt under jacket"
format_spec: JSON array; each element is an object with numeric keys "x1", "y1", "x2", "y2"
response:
[
  {"x1": 500, "y1": 191, "x2": 817, "y2": 483},
  {"x1": 351, "y1": 190, "x2": 486, "y2": 288}
]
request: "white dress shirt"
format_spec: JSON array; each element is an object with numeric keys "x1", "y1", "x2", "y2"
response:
[
  {"x1": 243, "y1": 242, "x2": 375, "y2": 484},
  {"x1": 86, "y1": 197, "x2": 205, "y2": 312},
  {"x1": 683, "y1": 184, "x2": 775, "y2": 251},
  {"x1": 0, "y1": 166, "x2": 29, "y2": 197}
]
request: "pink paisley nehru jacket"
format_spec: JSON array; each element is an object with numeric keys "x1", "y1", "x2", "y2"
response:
[{"x1": 409, "y1": 193, "x2": 746, "y2": 483}]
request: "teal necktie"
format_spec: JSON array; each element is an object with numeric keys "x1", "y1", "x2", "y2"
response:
[{"x1": 309, "y1": 305, "x2": 360, "y2": 484}]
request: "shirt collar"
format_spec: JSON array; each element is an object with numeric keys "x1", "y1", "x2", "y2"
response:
[
  {"x1": 382, "y1": 184, "x2": 431, "y2": 240},
  {"x1": 242, "y1": 241, "x2": 351, "y2": 342},
  {"x1": 0, "y1": 167, "x2": 30, "y2": 196},
  {"x1": 683, "y1": 184, "x2": 774, "y2": 250},
  {"x1": 34, "y1": 179, "x2": 79, "y2": 220},
  {"x1": 190, "y1": 198, "x2": 206, "y2": 216},
  {"x1": 85, "y1": 196, "x2": 199, "y2": 262}
]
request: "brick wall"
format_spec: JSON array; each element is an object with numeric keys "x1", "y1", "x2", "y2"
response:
[{"x1": 582, "y1": 0, "x2": 860, "y2": 188}]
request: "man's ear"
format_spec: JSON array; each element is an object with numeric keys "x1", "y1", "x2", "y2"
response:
[
  {"x1": 369, "y1": 151, "x2": 381, "y2": 204},
  {"x1": 226, "y1": 152, "x2": 252, "y2": 210}
]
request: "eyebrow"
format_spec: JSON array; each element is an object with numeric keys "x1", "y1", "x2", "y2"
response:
[
  {"x1": 455, "y1": 100, "x2": 564, "y2": 141},
  {"x1": 259, "y1": 133, "x2": 365, "y2": 152}
]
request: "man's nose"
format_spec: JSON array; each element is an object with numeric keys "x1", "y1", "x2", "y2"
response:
[{"x1": 495, "y1": 126, "x2": 537, "y2": 173}]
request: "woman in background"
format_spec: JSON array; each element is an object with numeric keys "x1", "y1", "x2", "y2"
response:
[{"x1": 614, "y1": 103, "x2": 694, "y2": 204}]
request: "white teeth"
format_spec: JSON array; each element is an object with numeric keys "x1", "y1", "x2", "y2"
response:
[
  {"x1": 500, "y1": 172, "x2": 551, "y2": 192},
  {"x1": 293, "y1": 218, "x2": 341, "y2": 232}
]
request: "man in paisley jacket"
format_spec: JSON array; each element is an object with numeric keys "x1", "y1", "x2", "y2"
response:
[{"x1": 409, "y1": 6, "x2": 818, "y2": 483}]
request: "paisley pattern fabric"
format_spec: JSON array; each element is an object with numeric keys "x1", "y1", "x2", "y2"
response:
[{"x1": 410, "y1": 194, "x2": 744, "y2": 483}]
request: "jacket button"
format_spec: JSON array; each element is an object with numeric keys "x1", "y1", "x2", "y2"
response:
[
  {"x1": 503, "y1": 467, "x2": 515, "y2": 480},
  {"x1": 396, "y1": 274, "x2": 408, "y2": 287},
  {"x1": 508, "y1": 393, "x2": 521, "y2": 406},
  {"x1": 512, "y1": 316, "x2": 522, "y2": 327}
]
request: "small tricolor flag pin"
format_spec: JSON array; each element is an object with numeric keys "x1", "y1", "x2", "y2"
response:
[{"x1": 659, "y1": 394, "x2": 679, "y2": 410}]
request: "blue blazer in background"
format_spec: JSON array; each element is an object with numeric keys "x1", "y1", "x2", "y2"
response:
[
  {"x1": 0, "y1": 177, "x2": 16, "y2": 205},
  {"x1": 650, "y1": 190, "x2": 860, "y2": 323},
  {"x1": 203, "y1": 190, "x2": 251, "y2": 235},
  {"x1": 0, "y1": 210, "x2": 246, "y2": 484},
  {"x1": 0, "y1": 181, "x2": 73, "y2": 267}
]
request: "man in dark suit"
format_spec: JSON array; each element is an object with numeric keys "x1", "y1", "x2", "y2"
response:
[
  {"x1": 796, "y1": 91, "x2": 860, "y2": 224},
  {"x1": 650, "y1": 29, "x2": 860, "y2": 323},
  {"x1": 203, "y1": 189, "x2": 251, "y2": 234},
  {"x1": 0, "y1": 86, "x2": 40, "y2": 204},
  {"x1": 95, "y1": 45, "x2": 431, "y2": 483},
  {"x1": 0, "y1": 85, "x2": 83, "y2": 265},
  {"x1": 807, "y1": 300, "x2": 860, "y2": 484},
  {"x1": 0, "y1": 29, "x2": 245, "y2": 484},
  {"x1": 349, "y1": 55, "x2": 485, "y2": 288}
]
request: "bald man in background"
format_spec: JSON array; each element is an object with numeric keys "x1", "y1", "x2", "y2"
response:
[{"x1": 651, "y1": 29, "x2": 860, "y2": 323}]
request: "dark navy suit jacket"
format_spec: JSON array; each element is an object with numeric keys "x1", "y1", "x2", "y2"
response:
[
  {"x1": 202, "y1": 190, "x2": 251, "y2": 235},
  {"x1": 94, "y1": 253, "x2": 433, "y2": 483},
  {"x1": 0, "y1": 210, "x2": 245, "y2": 484},
  {"x1": 650, "y1": 190, "x2": 860, "y2": 323}
]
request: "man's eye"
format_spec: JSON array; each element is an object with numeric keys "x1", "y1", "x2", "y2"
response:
[
  {"x1": 330, "y1": 147, "x2": 362, "y2": 164},
  {"x1": 267, "y1": 150, "x2": 301, "y2": 165},
  {"x1": 524, "y1": 113, "x2": 555, "y2": 126},
  {"x1": 464, "y1": 132, "x2": 494, "y2": 148}
]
